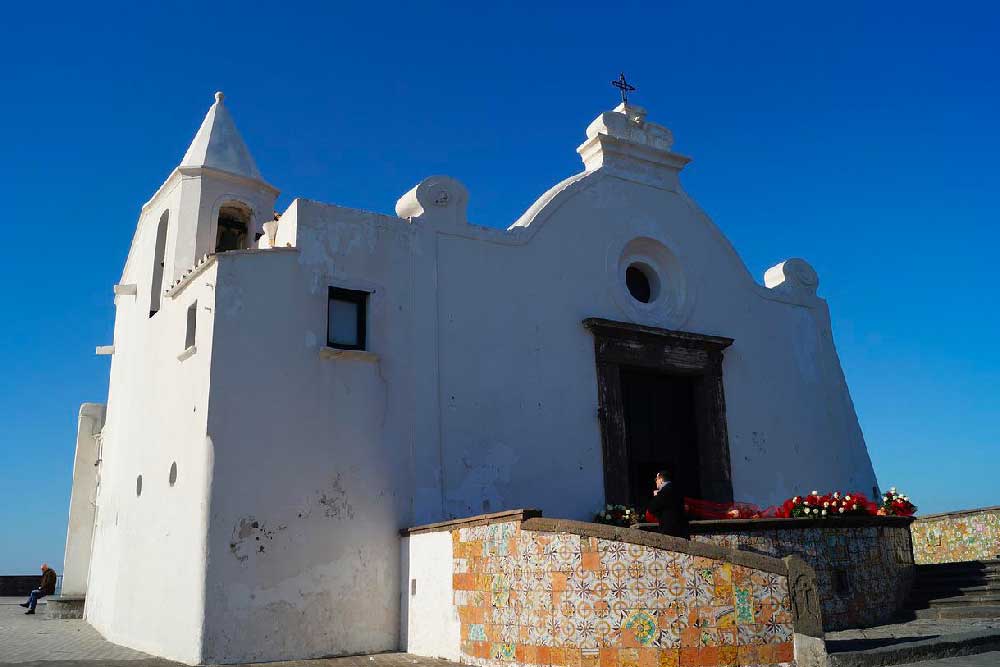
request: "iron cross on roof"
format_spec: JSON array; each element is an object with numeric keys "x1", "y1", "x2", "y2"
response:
[{"x1": 611, "y1": 72, "x2": 636, "y2": 104}]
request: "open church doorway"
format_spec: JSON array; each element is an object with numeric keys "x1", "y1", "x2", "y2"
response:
[
  {"x1": 620, "y1": 369, "x2": 701, "y2": 509},
  {"x1": 584, "y1": 317, "x2": 735, "y2": 508}
]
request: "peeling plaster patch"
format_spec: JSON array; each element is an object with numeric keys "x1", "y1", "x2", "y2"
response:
[
  {"x1": 230, "y1": 517, "x2": 275, "y2": 562},
  {"x1": 318, "y1": 473, "x2": 355, "y2": 520}
]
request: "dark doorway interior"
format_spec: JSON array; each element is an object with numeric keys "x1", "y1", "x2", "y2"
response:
[{"x1": 620, "y1": 369, "x2": 701, "y2": 511}]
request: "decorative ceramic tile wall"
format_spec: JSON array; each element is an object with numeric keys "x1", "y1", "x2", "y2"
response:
[
  {"x1": 691, "y1": 525, "x2": 913, "y2": 631},
  {"x1": 911, "y1": 508, "x2": 1000, "y2": 564},
  {"x1": 452, "y1": 521, "x2": 794, "y2": 667}
]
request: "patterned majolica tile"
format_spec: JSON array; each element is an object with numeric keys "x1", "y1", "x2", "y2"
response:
[{"x1": 450, "y1": 520, "x2": 794, "y2": 667}]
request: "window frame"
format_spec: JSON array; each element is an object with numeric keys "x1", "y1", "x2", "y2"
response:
[
  {"x1": 185, "y1": 301, "x2": 197, "y2": 350},
  {"x1": 326, "y1": 287, "x2": 368, "y2": 351}
]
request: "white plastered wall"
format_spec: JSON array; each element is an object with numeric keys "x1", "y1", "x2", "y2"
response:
[
  {"x1": 84, "y1": 204, "x2": 218, "y2": 664},
  {"x1": 61, "y1": 402, "x2": 106, "y2": 595},
  {"x1": 199, "y1": 238, "x2": 412, "y2": 663}
]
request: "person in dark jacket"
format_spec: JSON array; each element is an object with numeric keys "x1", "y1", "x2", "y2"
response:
[
  {"x1": 20, "y1": 564, "x2": 56, "y2": 615},
  {"x1": 646, "y1": 470, "x2": 687, "y2": 537}
]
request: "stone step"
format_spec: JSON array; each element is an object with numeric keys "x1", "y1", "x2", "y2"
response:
[
  {"x1": 826, "y1": 628, "x2": 1000, "y2": 667},
  {"x1": 913, "y1": 574, "x2": 1000, "y2": 589},
  {"x1": 915, "y1": 592, "x2": 1000, "y2": 607},
  {"x1": 916, "y1": 560, "x2": 1000, "y2": 574},
  {"x1": 42, "y1": 595, "x2": 85, "y2": 619},
  {"x1": 916, "y1": 565, "x2": 1000, "y2": 577},
  {"x1": 917, "y1": 571, "x2": 1000, "y2": 581},
  {"x1": 910, "y1": 583, "x2": 1000, "y2": 597},
  {"x1": 904, "y1": 605, "x2": 1000, "y2": 620}
]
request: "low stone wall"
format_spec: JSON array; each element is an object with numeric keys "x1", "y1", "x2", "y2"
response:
[
  {"x1": 689, "y1": 517, "x2": 914, "y2": 631},
  {"x1": 0, "y1": 575, "x2": 42, "y2": 596},
  {"x1": 402, "y1": 510, "x2": 823, "y2": 667},
  {"x1": 911, "y1": 506, "x2": 1000, "y2": 564}
]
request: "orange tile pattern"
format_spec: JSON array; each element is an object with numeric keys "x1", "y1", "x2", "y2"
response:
[
  {"x1": 911, "y1": 509, "x2": 1000, "y2": 565},
  {"x1": 452, "y1": 521, "x2": 794, "y2": 667}
]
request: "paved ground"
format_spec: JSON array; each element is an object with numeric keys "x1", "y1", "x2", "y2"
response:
[
  {"x1": 826, "y1": 616, "x2": 1000, "y2": 653},
  {"x1": 2, "y1": 596, "x2": 997, "y2": 666},
  {"x1": 0, "y1": 598, "x2": 457, "y2": 667},
  {"x1": 893, "y1": 653, "x2": 1000, "y2": 666}
]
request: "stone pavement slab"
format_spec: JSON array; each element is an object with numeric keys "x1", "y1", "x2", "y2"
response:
[
  {"x1": 0, "y1": 598, "x2": 461, "y2": 667},
  {"x1": 893, "y1": 651, "x2": 1000, "y2": 666},
  {"x1": 826, "y1": 616, "x2": 1000, "y2": 652},
  {"x1": 0, "y1": 597, "x2": 171, "y2": 665},
  {"x1": 826, "y1": 615, "x2": 1000, "y2": 667}
]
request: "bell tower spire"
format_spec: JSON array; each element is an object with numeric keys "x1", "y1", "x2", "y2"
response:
[
  {"x1": 179, "y1": 91, "x2": 263, "y2": 181},
  {"x1": 163, "y1": 92, "x2": 279, "y2": 281}
]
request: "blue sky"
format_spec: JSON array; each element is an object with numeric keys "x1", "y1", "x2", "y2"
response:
[{"x1": 1, "y1": 1, "x2": 997, "y2": 574}]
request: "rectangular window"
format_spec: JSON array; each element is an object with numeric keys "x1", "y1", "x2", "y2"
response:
[
  {"x1": 327, "y1": 287, "x2": 367, "y2": 350},
  {"x1": 185, "y1": 302, "x2": 197, "y2": 350}
]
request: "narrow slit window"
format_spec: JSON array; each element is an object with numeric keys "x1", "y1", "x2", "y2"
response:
[
  {"x1": 150, "y1": 211, "x2": 169, "y2": 317},
  {"x1": 327, "y1": 287, "x2": 368, "y2": 350},
  {"x1": 185, "y1": 302, "x2": 197, "y2": 350}
]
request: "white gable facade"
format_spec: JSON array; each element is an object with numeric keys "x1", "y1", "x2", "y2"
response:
[{"x1": 68, "y1": 94, "x2": 877, "y2": 664}]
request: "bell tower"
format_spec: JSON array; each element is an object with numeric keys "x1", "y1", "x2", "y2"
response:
[{"x1": 168, "y1": 92, "x2": 279, "y2": 281}]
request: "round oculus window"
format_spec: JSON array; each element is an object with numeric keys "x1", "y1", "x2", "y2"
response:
[{"x1": 626, "y1": 264, "x2": 653, "y2": 303}]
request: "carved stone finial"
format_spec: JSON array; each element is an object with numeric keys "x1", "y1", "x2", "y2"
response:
[
  {"x1": 395, "y1": 175, "x2": 469, "y2": 227},
  {"x1": 215, "y1": 91, "x2": 224, "y2": 104},
  {"x1": 764, "y1": 258, "x2": 819, "y2": 297},
  {"x1": 576, "y1": 104, "x2": 688, "y2": 187}
]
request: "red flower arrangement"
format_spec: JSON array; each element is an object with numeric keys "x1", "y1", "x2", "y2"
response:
[
  {"x1": 878, "y1": 487, "x2": 917, "y2": 516},
  {"x1": 674, "y1": 487, "x2": 916, "y2": 521},
  {"x1": 777, "y1": 490, "x2": 877, "y2": 518}
]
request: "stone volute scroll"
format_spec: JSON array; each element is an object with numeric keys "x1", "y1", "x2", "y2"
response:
[
  {"x1": 764, "y1": 258, "x2": 820, "y2": 299},
  {"x1": 395, "y1": 175, "x2": 469, "y2": 227}
]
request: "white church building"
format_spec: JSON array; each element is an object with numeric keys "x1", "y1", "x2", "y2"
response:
[{"x1": 61, "y1": 91, "x2": 878, "y2": 664}]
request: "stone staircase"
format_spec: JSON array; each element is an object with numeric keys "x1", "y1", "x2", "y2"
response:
[
  {"x1": 826, "y1": 560, "x2": 1000, "y2": 666},
  {"x1": 904, "y1": 558, "x2": 1000, "y2": 619}
]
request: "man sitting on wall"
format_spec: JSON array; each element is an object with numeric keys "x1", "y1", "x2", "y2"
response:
[
  {"x1": 19, "y1": 563, "x2": 57, "y2": 615},
  {"x1": 647, "y1": 470, "x2": 687, "y2": 538}
]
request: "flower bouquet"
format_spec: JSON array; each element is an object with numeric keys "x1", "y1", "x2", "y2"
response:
[
  {"x1": 594, "y1": 504, "x2": 638, "y2": 527},
  {"x1": 877, "y1": 487, "x2": 916, "y2": 516},
  {"x1": 779, "y1": 491, "x2": 876, "y2": 518}
]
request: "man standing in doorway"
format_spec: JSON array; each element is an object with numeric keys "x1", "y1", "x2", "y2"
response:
[
  {"x1": 20, "y1": 563, "x2": 57, "y2": 615},
  {"x1": 647, "y1": 470, "x2": 687, "y2": 538}
]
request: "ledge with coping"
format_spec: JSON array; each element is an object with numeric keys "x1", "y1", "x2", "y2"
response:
[
  {"x1": 401, "y1": 509, "x2": 543, "y2": 536},
  {"x1": 522, "y1": 517, "x2": 792, "y2": 578},
  {"x1": 912, "y1": 505, "x2": 1000, "y2": 522},
  {"x1": 688, "y1": 516, "x2": 915, "y2": 532},
  {"x1": 401, "y1": 510, "x2": 789, "y2": 577},
  {"x1": 402, "y1": 509, "x2": 824, "y2": 638},
  {"x1": 166, "y1": 247, "x2": 299, "y2": 298}
]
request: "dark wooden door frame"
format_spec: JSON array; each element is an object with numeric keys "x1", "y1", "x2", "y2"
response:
[{"x1": 583, "y1": 317, "x2": 735, "y2": 505}]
